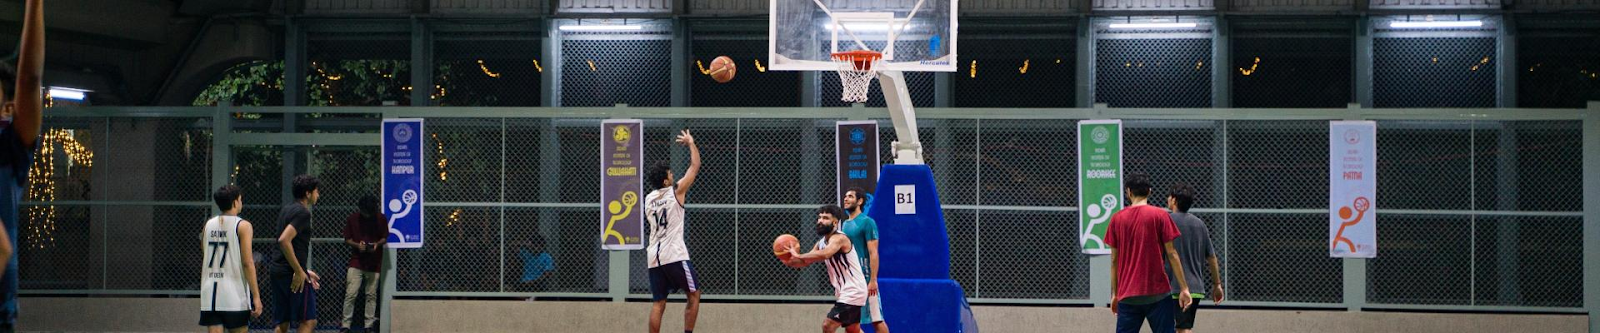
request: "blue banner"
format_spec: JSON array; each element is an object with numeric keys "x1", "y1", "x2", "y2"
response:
[
  {"x1": 836, "y1": 121, "x2": 879, "y2": 205},
  {"x1": 383, "y1": 119, "x2": 425, "y2": 248}
]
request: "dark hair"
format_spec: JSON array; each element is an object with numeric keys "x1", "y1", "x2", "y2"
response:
[
  {"x1": 0, "y1": 62, "x2": 14, "y2": 103},
  {"x1": 291, "y1": 174, "x2": 320, "y2": 200},
  {"x1": 1124, "y1": 172, "x2": 1153, "y2": 198},
  {"x1": 645, "y1": 160, "x2": 672, "y2": 191},
  {"x1": 358, "y1": 194, "x2": 380, "y2": 217},
  {"x1": 844, "y1": 187, "x2": 866, "y2": 202},
  {"x1": 213, "y1": 185, "x2": 242, "y2": 212},
  {"x1": 817, "y1": 204, "x2": 848, "y2": 222},
  {"x1": 1168, "y1": 182, "x2": 1196, "y2": 213}
]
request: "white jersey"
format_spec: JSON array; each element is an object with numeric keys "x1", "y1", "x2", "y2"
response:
[
  {"x1": 645, "y1": 187, "x2": 690, "y2": 268},
  {"x1": 200, "y1": 216, "x2": 252, "y2": 312},
  {"x1": 817, "y1": 232, "x2": 868, "y2": 306}
]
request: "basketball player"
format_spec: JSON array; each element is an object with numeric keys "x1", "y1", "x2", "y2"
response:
[
  {"x1": 1107, "y1": 172, "x2": 1191, "y2": 333},
  {"x1": 644, "y1": 129, "x2": 702, "y2": 333},
  {"x1": 783, "y1": 205, "x2": 868, "y2": 333},
  {"x1": 0, "y1": 0, "x2": 45, "y2": 330},
  {"x1": 841, "y1": 188, "x2": 888, "y2": 332},
  {"x1": 1164, "y1": 183, "x2": 1224, "y2": 333},
  {"x1": 272, "y1": 175, "x2": 322, "y2": 333},
  {"x1": 199, "y1": 185, "x2": 264, "y2": 333}
]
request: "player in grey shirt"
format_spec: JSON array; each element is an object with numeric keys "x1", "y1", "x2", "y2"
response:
[{"x1": 1164, "y1": 183, "x2": 1224, "y2": 333}]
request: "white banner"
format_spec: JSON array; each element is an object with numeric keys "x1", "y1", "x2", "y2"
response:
[{"x1": 1329, "y1": 121, "x2": 1377, "y2": 258}]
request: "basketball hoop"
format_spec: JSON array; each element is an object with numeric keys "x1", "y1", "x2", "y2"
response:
[{"x1": 831, "y1": 50, "x2": 883, "y2": 103}]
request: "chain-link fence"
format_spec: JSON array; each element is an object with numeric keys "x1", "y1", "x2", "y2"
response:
[
  {"x1": 18, "y1": 105, "x2": 1593, "y2": 331},
  {"x1": 434, "y1": 23, "x2": 545, "y2": 107},
  {"x1": 1518, "y1": 18, "x2": 1600, "y2": 109},
  {"x1": 954, "y1": 20, "x2": 1077, "y2": 108},
  {"x1": 1231, "y1": 21, "x2": 1354, "y2": 108},
  {"x1": 561, "y1": 27, "x2": 675, "y2": 107},
  {"x1": 1096, "y1": 38, "x2": 1214, "y2": 108},
  {"x1": 689, "y1": 22, "x2": 804, "y2": 107}
]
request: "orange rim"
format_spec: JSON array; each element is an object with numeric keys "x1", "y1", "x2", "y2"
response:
[{"x1": 831, "y1": 50, "x2": 883, "y2": 71}]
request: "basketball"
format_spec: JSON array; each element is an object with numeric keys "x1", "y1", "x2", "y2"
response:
[
  {"x1": 709, "y1": 55, "x2": 736, "y2": 83},
  {"x1": 772, "y1": 234, "x2": 798, "y2": 265}
]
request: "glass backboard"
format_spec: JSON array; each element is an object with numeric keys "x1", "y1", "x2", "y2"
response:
[{"x1": 769, "y1": 0, "x2": 957, "y2": 72}]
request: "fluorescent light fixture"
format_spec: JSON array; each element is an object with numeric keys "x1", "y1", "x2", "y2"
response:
[
  {"x1": 1389, "y1": 21, "x2": 1483, "y2": 29},
  {"x1": 558, "y1": 25, "x2": 643, "y2": 32},
  {"x1": 1108, "y1": 22, "x2": 1198, "y2": 29},
  {"x1": 48, "y1": 87, "x2": 90, "y2": 101}
]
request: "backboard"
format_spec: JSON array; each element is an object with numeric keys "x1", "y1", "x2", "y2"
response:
[{"x1": 769, "y1": 0, "x2": 957, "y2": 72}]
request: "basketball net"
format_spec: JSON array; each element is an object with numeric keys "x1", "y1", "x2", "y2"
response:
[{"x1": 832, "y1": 50, "x2": 883, "y2": 103}]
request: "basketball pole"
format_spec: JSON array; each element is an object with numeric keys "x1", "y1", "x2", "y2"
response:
[{"x1": 878, "y1": 70, "x2": 924, "y2": 165}]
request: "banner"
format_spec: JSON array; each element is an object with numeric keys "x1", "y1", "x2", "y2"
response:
[
  {"x1": 1329, "y1": 121, "x2": 1377, "y2": 258},
  {"x1": 1078, "y1": 120, "x2": 1122, "y2": 255},
  {"x1": 383, "y1": 119, "x2": 425, "y2": 248},
  {"x1": 837, "y1": 121, "x2": 880, "y2": 206},
  {"x1": 601, "y1": 120, "x2": 645, "y2": 250}
]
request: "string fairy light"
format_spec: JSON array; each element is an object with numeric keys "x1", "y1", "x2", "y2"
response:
[
  {"x1": 1239, "y1": 57, "x2": 1261, "y2": 76},
  {"x1": 477, "y1": 60, "x2": 501, "y2": 78},
  {"x1": 695, "y1": 60, "x2": 711, "y2": 75},
  {"x1": 753, "y1": 59, "x2": 767, "y2": 72},
  {"x1": 446, "y1": 208, "x2": 463, "y2": 227},
  {"x1": 25, "y1": 129, "x2": 93, "y2": 249},
  {"x1": 432, "y1": 132, "x2": 448, "y2": 181}
]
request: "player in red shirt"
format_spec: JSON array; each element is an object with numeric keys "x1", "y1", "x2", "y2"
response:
[{"x1": 1105, "y1": 172, "x2": 1192, "y2": 333}]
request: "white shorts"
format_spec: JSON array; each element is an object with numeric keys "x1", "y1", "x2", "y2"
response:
[{"x1": 863, "y1": 294, "x2": 885, "y2": 323}]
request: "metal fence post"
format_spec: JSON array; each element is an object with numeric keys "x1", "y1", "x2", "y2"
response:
[
  {"x1": 211, "y1": 107, "x2": 232, "y2": 205},
  {"x1": 609, "y1": 110, "x2": 632, "y2": 302},
  {"x1": 545, "y1": 19, "x2": 563, "y2": 107},
  {"x1": 285, "y1": 19, "x2": 306, "y2": 107},
  {"x1": 1076, "y1": 18, "x2": 1095, "y2": 108},
  {"x1": 1354, "y1": 16, "x2": 1374, "y2": 109},
  {"x1": 1089, "y1": 103, "x2": 1111, "y2": 307},
  {"x1": 1212, "y1": 15, "x2": 1231, "y2": 108},
  {"x1": 379, "y1": 110, "x2": 397, "y2": 333},
  {"x1": 1496, "y1": 15, "x2": 1516, "y2": 108},
  {"x1": 1583, "y1": 101, "x2": 1599, "y2": 333},
  {"x1": 672, "y1": 19, "x2": 689, "y2": 107},
  {"x1": 411, "y1": 18, "x2": 434, "y2": 106},
  {"x1": 1344, "y1": 103, "x2": 1367, "y2": 312}
]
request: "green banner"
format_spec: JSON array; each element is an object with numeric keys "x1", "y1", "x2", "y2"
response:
[{"x1": 1078, "y1": 120, "x2": 1122, "y2": 255}]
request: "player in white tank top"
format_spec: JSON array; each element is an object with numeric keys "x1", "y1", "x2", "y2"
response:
[
  {"x1": 645, "y1": 130, "x2": 705, "y2": 333},
  {"x1": 815, "y1": 231, "x2": 869, "y2": 306},
  {"x1": 199, "y1": 186, "x2": 262, "y2": 332},
  {"x1": 782, "y1": 205, "x2": 869, "y2": 332},
  {"x1": 644, "y1": 187, "x2": 689, "y2": 268},
  {"x1": 201, "y1": 216, "x2": 251, "y2": 311}
]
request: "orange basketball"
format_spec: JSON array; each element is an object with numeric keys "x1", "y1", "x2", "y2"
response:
[
  {"x1": 773, "y1": 234, "x2": 799, "y2": 265},
  {"x1": 709, "y1": 56, "x2": 736, "y2": 83}
]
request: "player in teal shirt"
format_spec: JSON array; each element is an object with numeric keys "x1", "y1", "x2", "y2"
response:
[{"x1": 842, "y1": 187, "x2": 890, "y2": 332}]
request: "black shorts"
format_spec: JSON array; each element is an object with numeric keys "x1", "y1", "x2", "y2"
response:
[
  {"x1": 826, "y1": 303, "x2": 863, "y2": 326},
  {"x1": 270, "y1": 274, "x2": 318, "y2": 324},
  {"x1": 199, "y1": 310, "x2": 250, "y2": 329},
  {"x1": 648, "y1": 261, "x2": 700, "y2": 301},
  {"x1": 1176, "y1": 301, "x2": 1200, "y2": 329}
]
